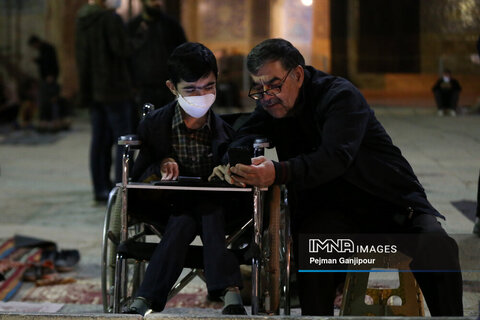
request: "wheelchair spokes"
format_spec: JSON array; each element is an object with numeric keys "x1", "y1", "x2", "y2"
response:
[{"x1": 101, "y1": 187, "x2": 146, "y2": 312}]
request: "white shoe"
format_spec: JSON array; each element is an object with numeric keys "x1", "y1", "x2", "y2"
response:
[
  {"x1": 437, "y1": 110, "x2": 444, "y2": 117},
  {"x1": 448, "y1": 109, "x2": 457, "y2": 117}
]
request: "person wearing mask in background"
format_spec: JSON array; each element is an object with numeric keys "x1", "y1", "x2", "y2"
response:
[
  {"x1": 127, "y1": 0, "x2": 186, "y2": 125},
  {"x1": 75, "y1": 0, "x2": 133, "y2": 204},
  {"x1": 212, "y1": 38, "x2": 463, "y2": 316},
  {"x1": 28, "y1": 35, "x2": 60, "y2": 132},
  {"x1": 432, "y1": 69, "x2": 462, "y2": 117},
  {"x1": 123, "y1": 42, "x2": 246, "y2": 316}
]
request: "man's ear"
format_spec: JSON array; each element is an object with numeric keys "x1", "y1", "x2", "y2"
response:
[
  {"x1": 166, "y1": 80, "x2": 177, "y2": 96},
  {"x1": 292, "y1": 65, "x2": 304, "y2": 88}
]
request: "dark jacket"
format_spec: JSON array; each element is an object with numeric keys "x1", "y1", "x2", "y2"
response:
[
  {"x1": 132, "y1": 101, "x2": 234, "y2": 182},
  {"x1": 75, "y1": 4, "x2": 132, "y2": 105},
  {"x1": 432, "y1": 77, "x2": 461, "y2": 93},
  {"x1": 233, "y1": 66, "x2": 443, "y2": 220},
  {"x1": 127, "y1": 12, "x2": 186, "y2": 89},
  {"x1": 34, "y1": 42, "x2": 59, "y2": 80}
]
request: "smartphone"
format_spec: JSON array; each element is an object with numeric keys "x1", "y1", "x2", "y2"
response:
[{"x1": 228, "y1": 147, "x2": 252, "y2": 166}]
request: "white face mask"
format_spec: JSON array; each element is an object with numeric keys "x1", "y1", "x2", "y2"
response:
[
  {"x1": 443, "y1": 76, "x2": 450, "y2": 83},
  {"x1": 177, "y1": 93, "x2": 215, "y2": 118}
]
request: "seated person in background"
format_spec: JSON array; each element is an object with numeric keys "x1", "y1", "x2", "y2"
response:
[
  {"x1": 432, "y1": 69, "x2": 461, "y2": 116},
  {"x1": 123, "y1": 42, "x2": 246, "y2": 316}
]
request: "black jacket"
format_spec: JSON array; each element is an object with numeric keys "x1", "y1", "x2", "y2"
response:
[
  {"x1": 233, "y1": 66, "x2": 443, "y2": 219},
  {"x1": 432, "y1": 77, "x2": 461, "y2": 93},
  {"x1": 127, "y1": 13, "x2": 186, "y2": 89},
  {"x1": 132, "y1": 101, "x2": 235, "y2": 182},
  {"x1": 75, "y1": 4, "x2": 132, "y2": 105},
  {"x1": 34, "y1": 42, "x2": 59, "y2": 80}
]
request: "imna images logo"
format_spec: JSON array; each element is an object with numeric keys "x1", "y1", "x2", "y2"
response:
[{"x1": 308, "y1": 238, "x2": 397, "y2": 254}]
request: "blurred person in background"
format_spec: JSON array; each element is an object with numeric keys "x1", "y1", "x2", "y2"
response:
[
  {"x1": 0, "y1": 74, "x2": 20, "y2": 130},
  {"x1": 127, "y1": 0, "x2": 186, "y2": 125},
  {"x1": 432, "y1": 69, "x2": 461, "y2": 117},
  {"x1": 75, "y1": 0, "x2": 133, "y2": 203},
  {"x1": 28, "y1": 35, "x2": 61, "y2": 132}
]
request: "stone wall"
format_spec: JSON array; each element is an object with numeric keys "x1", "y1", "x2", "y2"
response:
[
  {"x1": 347, "y1": 0, "x2": 480, "y2": 101},
  {"x1": 420, "y1": 0, "x2": 480, "y2": 75}
]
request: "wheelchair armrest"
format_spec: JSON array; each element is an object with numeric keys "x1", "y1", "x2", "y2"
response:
[{"x1": 118, "y1": 135, "x2": 141, "y2": 148}]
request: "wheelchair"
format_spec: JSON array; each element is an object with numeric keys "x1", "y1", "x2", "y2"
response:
[{"x1": 100, "y1": 105, "x2": 293, "y2": 315}]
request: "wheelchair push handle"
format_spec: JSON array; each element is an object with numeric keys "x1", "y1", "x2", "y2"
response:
[{"x1": 118, "y1": 135, "x2": 141, "y2": 147}]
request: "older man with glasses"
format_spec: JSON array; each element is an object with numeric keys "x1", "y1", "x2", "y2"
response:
[{"x1": 213, "y1": 38, "x2": 464, "y2": 316}]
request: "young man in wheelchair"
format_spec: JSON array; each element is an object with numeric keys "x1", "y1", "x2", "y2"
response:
[{"x1": 123, "y1": 42, "x2": 247, "y2": 316}]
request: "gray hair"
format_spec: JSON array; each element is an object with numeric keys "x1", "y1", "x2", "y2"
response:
[{"x1": 246, "y1": 38, "x2": 305, "y2": 73}]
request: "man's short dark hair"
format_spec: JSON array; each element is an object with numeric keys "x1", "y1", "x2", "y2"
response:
[
  {"x1": 167, "y1": 42, "x2": 218, "y2": 87},
  {"x1": 247, "y1": 38, "x2": 305, "y2": 74}
]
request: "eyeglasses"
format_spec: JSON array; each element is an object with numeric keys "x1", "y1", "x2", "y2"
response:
[{"x1": 248, "y1": 68, "x2": 293, "y2": 100}]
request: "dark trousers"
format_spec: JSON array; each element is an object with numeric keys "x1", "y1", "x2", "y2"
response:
[
  {"x1": 89, "y1": 101, "x2": 132, "y2": 198},
  {"x1": 294, "y1": 208, "x2": 463, "y2": 316},
  {"x1": 136, "y1": 199, "x2": 243, "y2": 311},
  {"x1": 38, "y1": 79, "x2": 60, "y2": 122},
  {"x1": 433, "y1": 89, "x2": 460, "y2": 110}
]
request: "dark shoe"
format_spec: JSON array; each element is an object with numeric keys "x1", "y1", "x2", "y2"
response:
[
  {"x1": 55, "y1": 250, "x2": 80, "y2": 272},
  {"x1": 122, "y1": 297, "x2": 152, "y2": 316},
  {"x1": 222, "y1": 304, "x2": 247, "y2": 315}
]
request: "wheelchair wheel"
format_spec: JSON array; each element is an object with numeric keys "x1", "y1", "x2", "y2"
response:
[
  {"x1": 264, "y1": 185, "x2": 281, "y2": 314},
  {"x1": 261, "y1": 186, "x2": 292, "y2": 315},
  {"x1": 101, "y1": 187, "x2": 144, "y2": 313},
  {"x1": 101, "y1": 187, "x2": 121, "y2": 312}
]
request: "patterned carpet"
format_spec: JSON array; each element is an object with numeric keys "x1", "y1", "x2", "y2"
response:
[
  {"x1": 165, "y1": 285, "x2": 222, "y2": 309},
  {"x1": 0, "y1": 238, "x2": 42, "y2": 301},
  {"x1": 20, "y1": 276, "x2": 219, "y2": 308},
  {"x1": 21, "y1": 279, "x2": 102, "y2": 305}
]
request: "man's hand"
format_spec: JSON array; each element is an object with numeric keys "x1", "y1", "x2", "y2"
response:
[
  {"x1": 208, "y1": 164, "x2": 234, "y2": 184},
  {"x1": 229, "y1": 156, "x2": 275, "y2": 187},
  {"x1": 160, "y1": 157, "x2": 178, "y2": 180}
]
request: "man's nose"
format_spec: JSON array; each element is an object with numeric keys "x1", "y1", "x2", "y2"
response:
[{"x1": 261, "y1": 91, "x2": 275, "y2": 102}]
